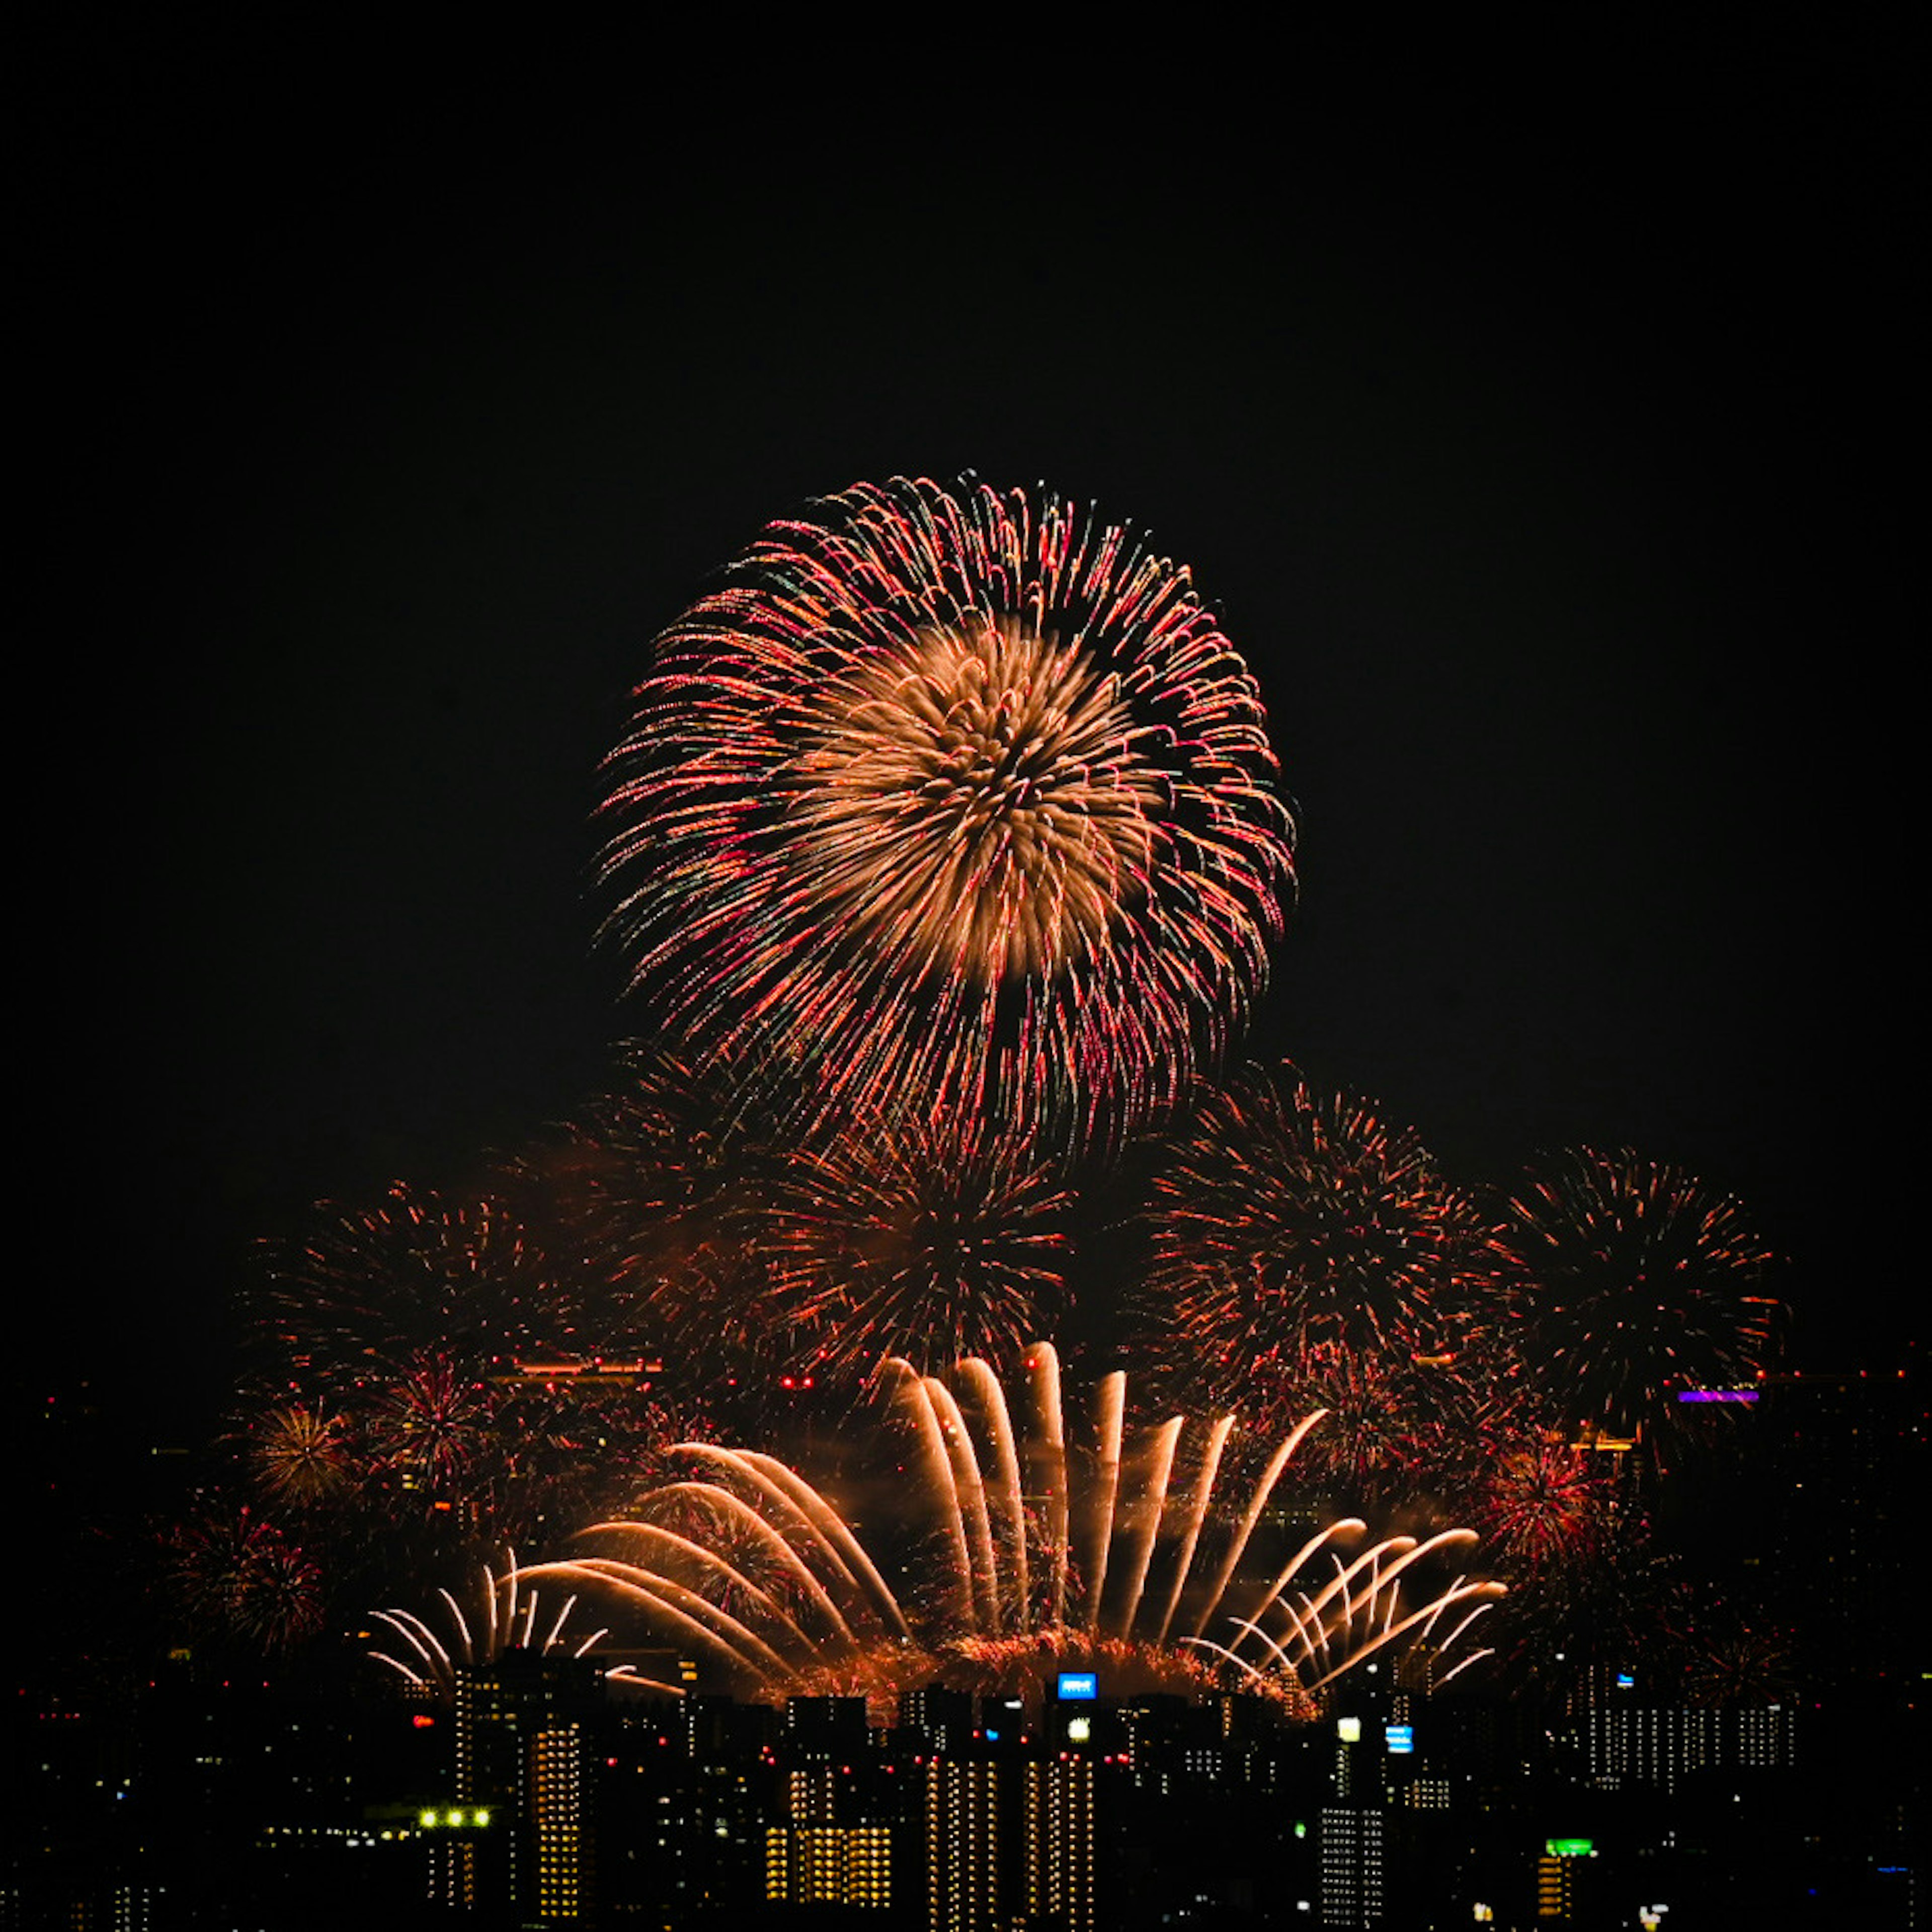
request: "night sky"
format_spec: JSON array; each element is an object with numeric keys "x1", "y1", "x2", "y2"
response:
[{"x1": 25, "y1": 25, "x2": 1913, "y2": 1434}]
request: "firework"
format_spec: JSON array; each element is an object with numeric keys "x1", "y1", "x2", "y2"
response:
[
  {"x1": 369, "y1": 1353, "x2": 497, "y2": 1495},
  {"x1": 597, "y1": 477, "x2": 1295, "y2": 1145},
  {"x1": 498, "y1": 1045, "x2": 761, "y2": 1339},
  {"x1": 249, "y1": 1402, "x2": 358, "y2": 1508},
  {"x1": 744, "y1": 1114, "x2": 1073, "y2": 1378},
  {"x1": 368, "y1": 1553, "x2": 609, "y2": 1692},
  {"x1": 166, "y1": 1504, "x2": 325, "y2": 1652},
  {"x1": 1139, "y1": 1066, "x2": 1504, "y2": 1412},
  {"x1": 1673, "y1": 1602, "x2": 1797, "y2": 1707},
  {"x1": 1497, "y1": 1147, "x2": 1782, "y2": 1448},
  {"x1": 516, "y1": 1344, "x2": 1500, "y2": 1711},
  {"x1": 254, "y1": 1182, "x2": 586, "y2": 1396},
  {"x1": 1467, "y1": 1438, "x2": 1618, "y2": 1574}
]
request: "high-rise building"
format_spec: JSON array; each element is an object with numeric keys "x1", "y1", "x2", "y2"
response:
[
  {"x1": 1585, "y1": 1703, "x2": 1796, "y2": 1793},
  {"x1": 926, "y1": 1760, "x2": 1000, "y2": 1932},
  {"x1": 531, "y1": 1722, "x2": 587, "y2": 1920},
  {"x1": 1024, "y1": 1756, "x2": 1094, "y2": 1930},
  {"x1": 764, "y1": 1822, "x2": 895, "y2": 1910},
  {"x1": 1318, "y1": 1807, "x2": 1385, "y2": 1927}
]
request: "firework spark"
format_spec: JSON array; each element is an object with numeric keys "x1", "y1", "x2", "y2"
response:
[
  {"x1": 597, "y1": 477, "x2": 1295, "y2": 1145},
  {"x1": 1498, "y1": 1147, "x2": 1782, "y2": 1447},
  {"x1": 517, "y1": 1345, "x2": 1500, "y2": 1711}
]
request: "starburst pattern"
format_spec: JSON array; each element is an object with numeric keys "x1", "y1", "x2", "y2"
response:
[
  {"x1": 746, "y1": 1114, "x2": 1073, "y2": 1378},
  {"x1": 1140, "y1": 1066, "x2": 1503, "y2": 1410},
  {"x1": 166, "y1": 1505, "x2": 325, "y2": 1652},
  {"x1": 249, "y1": 1403, "x2": 358, "y2": 1508},
  {"x1": 597, "y1": 476, "x2": 1295, "y2": 1146},
  {"x1": 1498, "y1": 1148, "x2": 1782, "y2": 1447}
]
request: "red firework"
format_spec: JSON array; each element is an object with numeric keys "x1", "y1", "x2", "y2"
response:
[{"x1": 1469, "y1": 1439, "x2": 1617, "y2": 1573}]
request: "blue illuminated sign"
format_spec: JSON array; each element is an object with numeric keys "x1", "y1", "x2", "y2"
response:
[
  {"x1": 1385, "y1": 1724, "x2": 1414, "y2": 1754},
  {"x1": 1056, "y1": 1672, "x2": 1098, "y2": 1701}
]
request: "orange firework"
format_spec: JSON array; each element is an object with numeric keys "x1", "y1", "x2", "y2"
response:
[{"x1": 597, "y1": 477, "x2": 1296, "y2": 1147}]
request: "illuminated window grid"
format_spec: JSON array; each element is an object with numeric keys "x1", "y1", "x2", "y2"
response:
[
  {"x1": 1024, "y1": 1758, "x2": 1094, "y2": 1932},
  {"x1": 1317, "y1": 1807, "x2": 1385, "y2": 1928},
  {"x1": 925, "y1": 1760, "x2": 998, "y2": 1932},
  {"x1": 1536, "y1": 1855, "x2": 1573, "y2": 1919},
  {"x1": 532, "y1": 1725, "x2": 583, "y2": 1920}
]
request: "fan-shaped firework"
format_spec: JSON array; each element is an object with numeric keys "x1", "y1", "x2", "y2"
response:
[
  {"x1": 1498, "y1": 1148, "x2": 1781, "y2": 1446},
  {"x1": 517, "y1": 1344, "x2": 1501, "y2": 1713},
  {"x1": 597, "y1": 476, "x2": 1296, "y2": 1145},
  {"x1": 1140, "y1": 1067, "x2": 1503, "y2": 1411},
  {"x1": 369, "y1": 1553, "x2": 610, "y2": 1692},
  {"x1": 746, "y1": 1115, "x2": 1073, "y2": 1378}
]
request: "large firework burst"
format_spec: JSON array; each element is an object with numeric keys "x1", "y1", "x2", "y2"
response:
[
  {"x1": 1497, "y1": 1147, "x2": 1782, "y2": 1447},
  {"x1": 744, "y1": 1114, "x2": 1073, "y2": 1379},
  {"x1": 597, "y1": 477, "x2": 1296, "y2": 1145},
  {"x1": 514, "y1": 1345, "x2": 1501, "y2": 1713},
  {"x1": 1138, "y1": 1066, "x2": 1505, "y2": 1412}
]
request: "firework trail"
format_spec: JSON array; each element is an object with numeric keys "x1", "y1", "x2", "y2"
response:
[
  {"x1": 514, "y1": 1345, "x2": 1500, "y2": 1710},
  {"x1": 1138, "y1": 1066, "x2": 1506, "y2": 1413},
  {"x1": 1497, "y1": 1147, "x2": 1782, "y2": 1448},
  {"x1": 369, "y1": 1552, "x2": 609, "y2": 1692},
  {"x1": 597, "y1": 477, "x2": 1295, "y2": 1146}
]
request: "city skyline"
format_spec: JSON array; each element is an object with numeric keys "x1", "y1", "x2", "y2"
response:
[{"x1": 15, "y1": 25, "x2": 1920, "y2": 1925}]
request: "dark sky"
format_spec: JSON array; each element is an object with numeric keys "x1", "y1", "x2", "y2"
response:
[{"x1": 25, "y1": 25, "x2": 1914, "y2": 1423}]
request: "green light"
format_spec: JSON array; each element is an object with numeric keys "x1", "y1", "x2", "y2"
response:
[
  {"x1": 419, "y1": 1808, "x2": 437, "y2": 1828},
  {"x1": 1545, "y1": 1838, "x2": 1595, "y2": 1857},
  {"x1": 474, "y1": 1808, "x2": 491, "y2": 1827}
]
